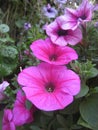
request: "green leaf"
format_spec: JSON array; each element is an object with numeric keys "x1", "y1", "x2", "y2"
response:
[
  {"x1": 25, "y1": 100, "x2": 32, "y2": 110},
  {"x1": 0, "y1": 35, "x2": 14, "y2": 43},
  {"x1": 0, "y1": 45, "x2": 18, "y2": 76},
  {"x1": 32, "y1": 111, "x2": 42, "y2": 127},
  {"x1": 70, "y1": 60, "x2": 98, "y2": 80},
  {"x1": 71, "y1": 124, "x2": 82, "y2": 130},
  {"x1": 56, "y1": 114, "x2": 69, "y2": 129},
  {"x1": 78, "y1": 117, "x2": 92, "y2": 129},
  {"x1": 89, "y1": 68, "x2": 98, "y2": 78},
  {"x1": 0, "y1": 64, "x2": 15, "y2": 77},
  {"x1": 59, "y1": 99, "x2": 80, "y2": 115},
  {"x1": 0, "y1": 111, "x2": 3, "y2": 130},
  {"x1": 1, "y1": 46, "x2": 18, "y2": 59},
  {"x1": 30, "y1": 125, "x2": 41, "y2": 130},
  {"x1": 0, "y1": 24, "x2": 9, "y2": 33},
  {"x1": 57, "y1": 128, "x2": 67, "y2": 130},
  {"x1": 80, "y1": 93, "x2": 98, "y2": 130},
  {"x1": 94, "y1": 87, "x2": 98, "y2": 93},
  {"x1": 40, "y1": 114, "x2": 52, "y2": 128},
  {"x1": 41, "y1": 111, "x2": 54, "y2": 117},
  {"x1": 75, "y1": 84, "x2": 89, "y2": 98},
  {"x1": 15, "y1": 19, "x2": 25, "y2": 28}
]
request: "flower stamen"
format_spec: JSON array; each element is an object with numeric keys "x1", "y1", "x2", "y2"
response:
[{"x1": 45, "y1": 82, "x2": 55, "y2": 92}]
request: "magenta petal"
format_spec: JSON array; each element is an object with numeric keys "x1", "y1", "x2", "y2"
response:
[
  {"x1": 17, "y1": 66, "x2": 45, "y2": 88},
  {"x1": 59, "y1": 69, "x2": 81, "y2": 95},
  {"x1": 13, "y1": 107, "x2": 33, "y2": 126},
  {"x1": 30, "y1": 38, "x2": 54, "y2": 63},
  {"x1": 56, "y1": 13, "x2": 78, "y2": 30},
  {"x1": 13, "y1": 90, "x2": 34, "y2": 126},
  {"x1": 2, "y1": 109, "x2": 16, "y2": 130},
  {"x1": 23, "y1": 87, "x2": 73, "y2": 111},
  {"x1": 46, "y1": 20, "x2": 59, "y2": 37},
  {"x1": 65, "y1": 28, "x2": 82, "y2": 45},
  {"x1": 76, "y1": 0, "x2": 92, "y2": 22},
  {"x1": 54, "y1": 36, "x2": 68, "y2": 46},
  {"x1": 56, "y1": 46, "x2": 78, "y2": 64},
  {"x1": 3, "y1": 109, "x2": 13, "y2": 124},
  {"x1": 2, "y1": 122, "x2": 16, "y2": 130},
  {"x1": 30, "y1": 39, "x2": 51, "y2": 61}
]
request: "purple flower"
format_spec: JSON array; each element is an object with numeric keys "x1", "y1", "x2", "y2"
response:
[
  {"x1": 94, "y1": 22, "x2": 98, "y2": 28},
  {"x1": 46, "y1": 19, "x2": 82, "y2": 46},
  {"x1": 57, "y1": 0, "x2": 93, "y2": 30},
  {"x1": 24, "y1": 22, "x2": 31, "y2": 30},
  {"x1": 93, "y1": 4, "x2": 98, "y2": 11},
  {"x1": 0, "y1": 81, "x2": 9, "y2": 91},
  {"x1": 42, "y1": 4, "x2": 58, "y2": 18},
  {"x1": 0, "y1": 81, "x2": 9, "y2": 101},
  {"x1": 54, "y1": 0, "x2": 67, "y2": 4}
]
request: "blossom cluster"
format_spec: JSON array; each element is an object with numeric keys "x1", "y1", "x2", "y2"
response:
[
  {"x1": 2, "y1": 90, "x2": 34, "y2": 130},
  {"x1": 2, "y1": 0, "x2": 97, "y2": 129}
]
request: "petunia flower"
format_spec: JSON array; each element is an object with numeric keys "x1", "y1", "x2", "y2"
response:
[
  {"x1": 57, "y1": 0, "x2": 93, "y2": 30},
  {"x1": 2, "y1": 109, "x2": 16, "y2": 130},
  {"x1": 30, "y1": 38, "x2": 78, "y2": 65},
  {"x1": 17, "y1": 62, "x2": 80, "y2": 111},
  {"x1": 54, "y1": 0, "x2": 67, "y2": 4},
  {"x1": 0, "y1": 81, "x2": 9, "y2": 92},
  {"x1": 0, "y1": 81, "x2": 9, "y2": 101},
  {"x1": 46, "y1": 20, "x2": 82, "y2": 46},
  {"x1": 13, "y1": 90, "x2": 34, "y2": 126},
  {"x1": 24, "y1": 22, "x2": 31, "y2": 30},
  {"x1": 93, "y1": 4, "x2": 98, "y2": 11},
  {"x1": 42, "y1": 3, "x2": 58, "y2": 18},
  {"x1": 94, "y1": 22, "x2": 98, "y2": 28}
]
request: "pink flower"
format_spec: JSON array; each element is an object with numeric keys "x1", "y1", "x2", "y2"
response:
[
  {"x1": 57, "y1": 0, "x2": 92, "y2": 30},
  {"x1": 30, "y1": 38, "x2": 78, "y2": 65},
  {"x1": 17, "y1": 63, "x2": 80, "y2": 111},
  {"x1": 46, "y1": 20, "x2": 82, "y2": 46},
  {"x1": 13, "y1": 90, "x2": 34, "y2": 126},
  {"x1": 2, "y1": 109, "x2": 16, "y2": 130}
]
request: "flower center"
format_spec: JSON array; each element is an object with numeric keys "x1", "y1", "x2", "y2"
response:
[
  {"x1": 49, "y1": 54, "x2": 57, "y2": 61},
  {"x1": 57, "y1": 29, "x2": 68, "y2": 36},
  {"x1": 80, "y1": 14, "x2": 87, "y2": 20},
  {"x1": 45, "y1": 82, "x2": 55, "y2": 92},
  {"x1": 47, "y1": 8, "x2": 53, "y2": 13}
]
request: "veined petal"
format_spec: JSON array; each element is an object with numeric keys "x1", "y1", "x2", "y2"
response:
[{"x1": 56, "y1": 15, "x2": 78, "y2": 30}]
